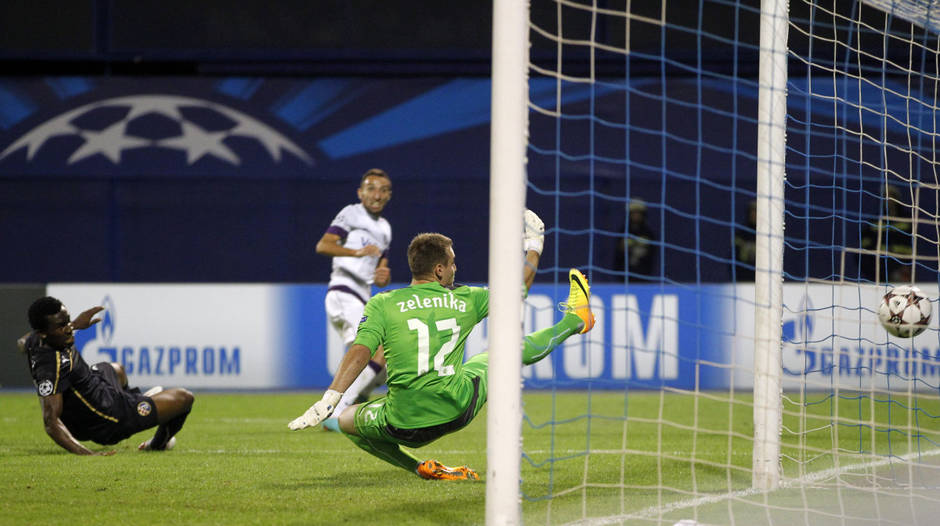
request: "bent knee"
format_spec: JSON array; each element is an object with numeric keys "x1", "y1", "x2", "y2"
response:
[
  {"x1": 175, "y1": 388, "x2": 195, "y2": 409},
  {"x1": 157, "y1": 387, "x2": 195, "y2": 411},
  {"x1": 338, "y1": 404, "x2": 360, "y2": 434}
]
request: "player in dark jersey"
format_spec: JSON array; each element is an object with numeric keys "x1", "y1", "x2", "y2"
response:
[
  {"x1": 290, "y1": 211, "x2": 596, "y2": 480},
  {"x1": 20, "y1": 297, "x2": 194, "y2": 455}
]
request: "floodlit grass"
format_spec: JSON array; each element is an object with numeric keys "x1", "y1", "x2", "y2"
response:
[
  {"x1": 2, "y1": 390, "x2": 938, "y2": 525},
  {"x1": 518, "y1": 390, "x2": 940, "y2": 525},
  {"x1": 520, "y1": 390, "x2": 756, "y2": 524}
]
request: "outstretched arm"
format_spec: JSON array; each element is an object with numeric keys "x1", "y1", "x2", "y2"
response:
[
  {"x1": 328, "y1": 344, "x2": 372, "y2": 393},
  {"x1": 41, "y1": 394, "x2": 113, "y2": 455},
  {"x1": 523, "y1": 250, "x2": 540, "y2": 292},
  {"x1": 72, "y1": 306, "x2": 104, "y2": 330},
  {"x1": 523, "y1": 209, "x2": 545, "y2": 294},
  {"x1": 288, "y1": 344, "x2": 372, "y2": 430}
]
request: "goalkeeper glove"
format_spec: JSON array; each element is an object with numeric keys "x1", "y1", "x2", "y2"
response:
[
  {"x1": 523, "y1": 209, "x2": 545, "y2": 255},
  {"x1": 287, "y1": 389, "x2": 342, "y2": 430}
]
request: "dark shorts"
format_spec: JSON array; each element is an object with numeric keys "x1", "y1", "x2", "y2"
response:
[{"x1": 67, "y1": 363, "x2": 160, "y2": 445}]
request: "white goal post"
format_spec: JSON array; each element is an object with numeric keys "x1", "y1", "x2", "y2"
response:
[
  {"x1": 487, "y1": 1, "x2": 529, "y2": 525},
  {"x1": 752, "y1": 0, "x2": 789, "y2": 491}
]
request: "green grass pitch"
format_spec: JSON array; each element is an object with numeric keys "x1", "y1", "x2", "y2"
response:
[{"x1": 2, "y1": 390, "x2": 938, "y2": 525}]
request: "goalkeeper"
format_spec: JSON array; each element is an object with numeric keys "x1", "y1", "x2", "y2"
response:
[{"x1": 288, "y1": 210, "x2": 595, "y2": 480}]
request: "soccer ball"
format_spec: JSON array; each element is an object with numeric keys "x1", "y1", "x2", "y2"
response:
[{"x1": 877, "y1": 285, "x2": 932, "y2": 338}]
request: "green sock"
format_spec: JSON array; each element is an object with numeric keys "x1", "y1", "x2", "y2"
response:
[
  {"x1": 522, "y1": 313, "x2": 584, "y2": 365},
  {"x1": 345, "y1": 433, "x2": 422, "y2": 474}
]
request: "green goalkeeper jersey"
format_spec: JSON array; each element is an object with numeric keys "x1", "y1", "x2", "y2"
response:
[{"x1": 353, "y1": 281, "x2": 489, "y2": 429}]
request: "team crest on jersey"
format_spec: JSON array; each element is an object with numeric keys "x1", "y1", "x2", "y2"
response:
[
  {"x1": 37, "y1": 380, "x2": 54, "y2": 396},
  {"x1": 137, "y1": 401, "x2": 152, "y2": 416}
]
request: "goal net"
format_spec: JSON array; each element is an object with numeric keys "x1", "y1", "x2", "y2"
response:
[{"x1": 489, "y1": 0, "x2": 940, "y2": 524}]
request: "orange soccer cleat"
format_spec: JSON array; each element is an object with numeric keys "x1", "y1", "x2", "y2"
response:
[{"x1": 416, "y1": 459, "x2": 480, "y2": 481}]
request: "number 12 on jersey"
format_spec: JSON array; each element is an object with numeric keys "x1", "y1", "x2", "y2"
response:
[{"x1": 408, "y1": 317, "x2": 460, "y2": 377}]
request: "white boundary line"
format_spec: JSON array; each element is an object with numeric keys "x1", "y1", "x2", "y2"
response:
[{"x1": 561, "y1": 448, "x2": 940, "y2": 526}]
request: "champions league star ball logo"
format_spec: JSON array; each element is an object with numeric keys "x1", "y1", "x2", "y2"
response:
[
  {"x1": 0, "y1": 94, "x2": 313, "y2": 167},
  {"x1": 37, "y1": 380, "x2": 54, "y2": 397}
]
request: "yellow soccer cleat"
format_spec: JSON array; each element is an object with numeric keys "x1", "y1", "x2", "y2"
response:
[
  {"x1": 416, "y1": 459, "x2": 480, "y2": 481},
  {"x1": 563, "y1": 269, "x2": 595, "y2": 334}
]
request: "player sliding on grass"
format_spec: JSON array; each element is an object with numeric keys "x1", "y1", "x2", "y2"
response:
[
  {"x1": 19, "y1": 297, "x2": 194, "y2": 455},
  {"x1": 289, "y1": 210, "x2": 596, "y2": 480}
]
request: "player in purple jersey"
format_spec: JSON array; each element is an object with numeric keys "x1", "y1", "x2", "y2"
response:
[
  {"x1": 315, "y1": 168, "x2": 393, "y2": 429},
  {"x1": 20, "y1": 297, "x2": 194, "y2": 455}
]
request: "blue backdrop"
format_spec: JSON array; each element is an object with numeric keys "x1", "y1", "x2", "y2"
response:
[{"x1": 0, "y1": 75, "x2": 908, "y2": 284}]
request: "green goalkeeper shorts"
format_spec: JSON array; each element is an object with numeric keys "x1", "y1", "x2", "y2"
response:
[{"x1": 353, "y1": 352, "x2": 488, "y2": 449}]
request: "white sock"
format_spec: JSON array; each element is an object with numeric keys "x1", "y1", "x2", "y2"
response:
[
  {"x1": 363, "y1": 366, "x2": 387, "y2": 394},
  {"x1": 333, "y1": 363, "x2": 378, "y2": 416}
]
